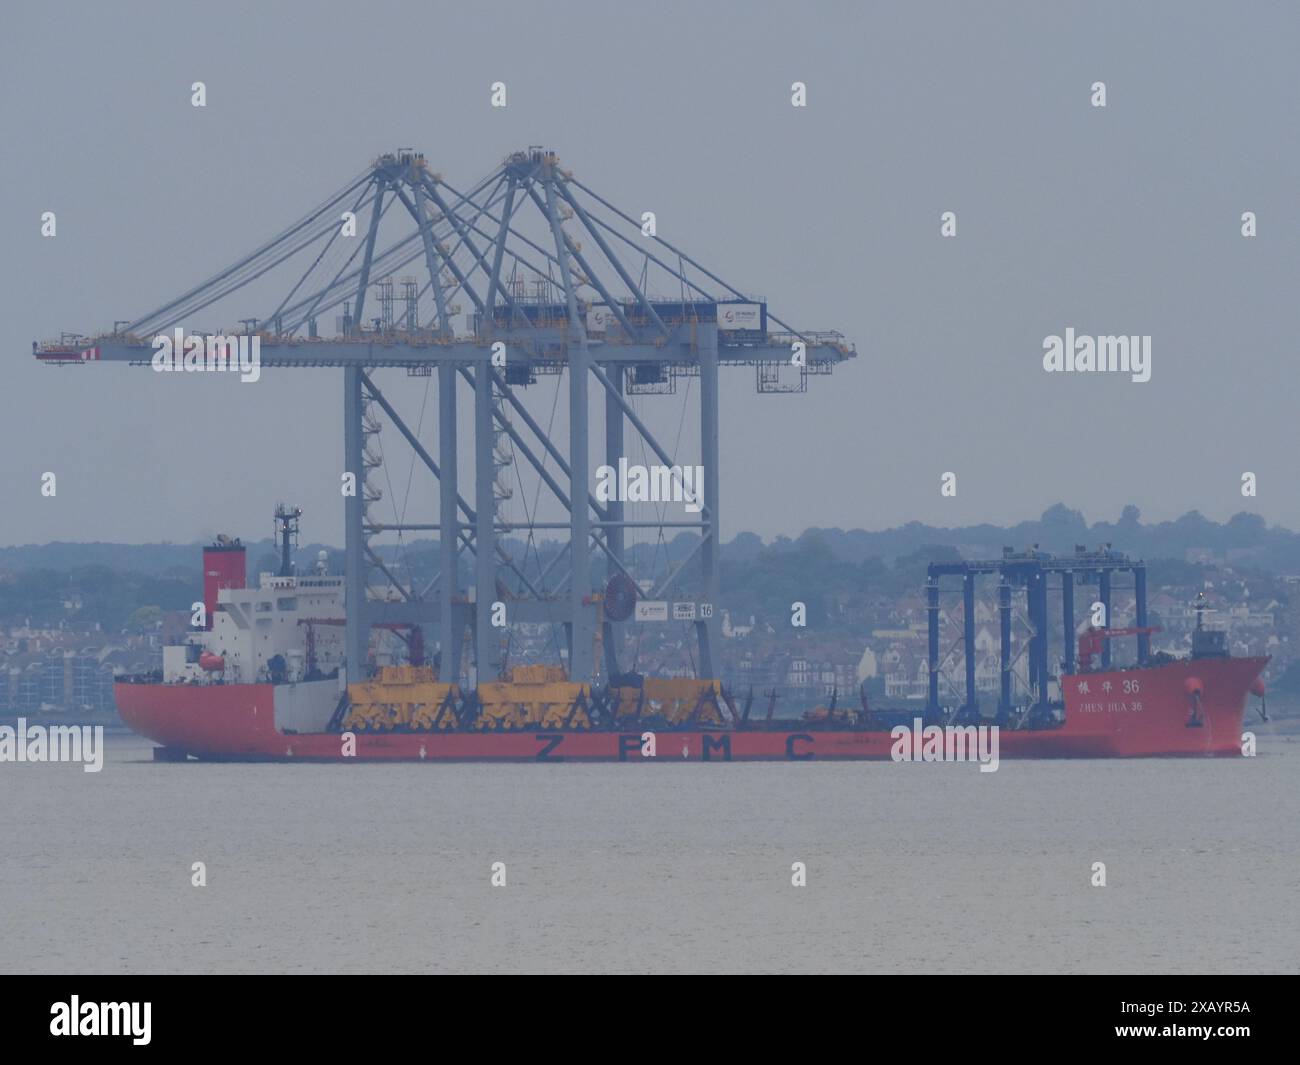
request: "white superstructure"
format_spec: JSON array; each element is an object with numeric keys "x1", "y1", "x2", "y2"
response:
[{"x1": 163, "y1": 572, "x2": 345, "y2": 684}]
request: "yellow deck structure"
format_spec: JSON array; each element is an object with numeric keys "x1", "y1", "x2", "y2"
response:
[
  {"x1": 344, "y1": 664, "x2": 733, "y2": 733},
  {"x1": 343, "y1": 665, "x2": 461, "y2": 732},
  {"x1": 472, "y1": 664, "x2": 593, "y2": 730},
  {"x1": 605, "y1": 677, "x2": 730, "y2": 726}
]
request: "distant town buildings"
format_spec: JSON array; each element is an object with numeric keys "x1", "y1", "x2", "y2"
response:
[{"x1": 0, "y1": 617, "x2": 167, "y2": 716}]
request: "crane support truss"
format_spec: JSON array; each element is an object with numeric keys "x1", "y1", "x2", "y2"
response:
[{"x1": 35, "y1": 148, "x2": 855, "y2": 685}]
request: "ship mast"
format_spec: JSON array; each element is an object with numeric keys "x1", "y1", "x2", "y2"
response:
[{"x1": 274, "y1": 504, "x2": 302, "y2": 577}]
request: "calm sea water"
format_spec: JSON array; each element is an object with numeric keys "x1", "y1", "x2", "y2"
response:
[{"x1": 2, "y1": 730, "x2": 1297, "y2": 974}]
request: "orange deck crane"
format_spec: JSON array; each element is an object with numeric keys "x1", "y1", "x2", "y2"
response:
[{"x1": 1077, "y1": 626, "x2": 1162, "y2": 672}]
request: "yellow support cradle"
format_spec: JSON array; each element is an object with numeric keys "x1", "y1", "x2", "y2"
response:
[
  {"x1": 473, "y1": 664, "x2": 592, "y2": 731},
  {"x1": 605, "y1": 678, "x2": 728, "y2": 726},
  {"x1": 344, "y1": 665, "x2": 461, "y2": 732}
]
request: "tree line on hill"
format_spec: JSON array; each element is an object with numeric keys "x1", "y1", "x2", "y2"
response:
[{"x1": 3, "y1": 505, "x2": 1297, "y2": 635}]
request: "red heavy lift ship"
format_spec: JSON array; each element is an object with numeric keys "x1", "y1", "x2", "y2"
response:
[{"x1": 114, "y1": 523, "x2": 1268, "y2": 762}]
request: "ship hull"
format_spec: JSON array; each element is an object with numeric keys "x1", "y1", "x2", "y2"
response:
[{"x1": 115, "y1": 655, "x2": 1266, "y2": 762}]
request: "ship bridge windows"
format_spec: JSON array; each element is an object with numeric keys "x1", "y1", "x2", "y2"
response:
[
  {"x1": 276, "y1": 597, "x2": 298, "y2": 611},
  {"x1": 256, "y1": 601, "x2": 273, "y2": 613}
]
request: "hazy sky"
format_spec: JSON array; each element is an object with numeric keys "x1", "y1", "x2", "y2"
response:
[{"x1": 3, "y1": 0, "x2": 1298, "y2": 548}]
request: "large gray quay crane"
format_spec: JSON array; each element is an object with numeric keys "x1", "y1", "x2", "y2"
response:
[{"x1": 35, "y1": 148, "x2": 855, "y2": 686}]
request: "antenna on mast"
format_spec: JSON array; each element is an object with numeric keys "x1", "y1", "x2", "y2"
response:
[{"x1": 274, "y1": 504, "x2": 302, "y2": 577}]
